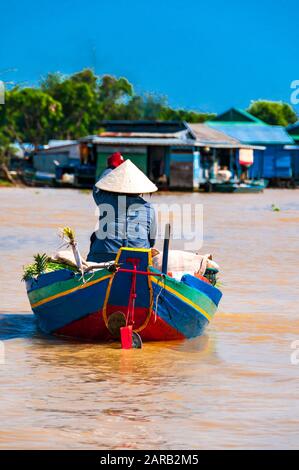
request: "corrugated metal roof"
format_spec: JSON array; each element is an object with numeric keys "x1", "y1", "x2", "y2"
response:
[
  {"x1": 48, "y1": 139, "x2": 77, "y2": 147},
  {"x1": 80, "y1": 130, "x2": 263, "y2": 149},
  {"x1": 188, "y1": 123, "x2": 241, "y2": 147},
  {"x1": 98, "y1": 131, "x2": 187, "y2": 139},
  {"x1": 207, "y1": 122, "x2": 294, "y2": 145},
  {"x1": 80, "y1": 136, "x2": 195, "y2": 146},
  {"x1": 39, "y1": 142, "x2": 79, "y2": 152}
]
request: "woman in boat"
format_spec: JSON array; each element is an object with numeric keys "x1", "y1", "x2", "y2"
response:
[{"x1": 87, "y1": 159, "x2": 158, "y2": 263}]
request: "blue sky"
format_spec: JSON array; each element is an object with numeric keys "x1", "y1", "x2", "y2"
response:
[{"x1": 1, "y1": 0, "x2": 298, "y2": 113}]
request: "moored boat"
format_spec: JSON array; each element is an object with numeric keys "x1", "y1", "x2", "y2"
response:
[
  {"x1": 203, "y1": 179, "x2": 266, "y2": 193},
  {"x1": 25, "y1": 247, "x2": 222, "y2": 345}
]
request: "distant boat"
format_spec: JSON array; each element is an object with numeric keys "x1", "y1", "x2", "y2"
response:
[
  {"x1": 25, "y1": 247, "x2": 222, "y2": 346},
  {"x1": 203, "y1": 179, "x2": 267, "y2": 193},
  {"x1": 23, "y1": 168, "x2": 56, "y2": 187}
]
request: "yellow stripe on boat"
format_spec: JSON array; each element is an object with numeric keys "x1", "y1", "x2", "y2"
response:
[
  {"x1": 31, "y1": 274, "x2": 112, "y2": 309},
  {"x1": 151, "y1": 276, "x2": 212, "y2": 322}
]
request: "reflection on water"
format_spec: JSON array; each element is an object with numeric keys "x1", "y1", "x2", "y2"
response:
[
  {"x1": 0, "y1": 314, "x2": 37, "y2": 340},
  {"x1": 0, "y1": 188, "x2": 299, "y2": 449}
]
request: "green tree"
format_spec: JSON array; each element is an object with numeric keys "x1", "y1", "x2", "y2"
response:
[
  {"x1": 0, "y1": 129, "x2": 16, "y2": 183},
  {"x1": 247, "y1": 100, "x2": 297, "y2": 126},
  {"x1": 119, "y1": 93, "x2": 167, "y2": 120},
  {"x1": 160, "y1": 107, "x2": 215, "y2": 122},
  {"x1": 41, "y1": 69, "x2": 98, "y2": 138},
  {"x1": 41, "y1": 70, "x2": 135, "y2": 135},
  {"x1": 0, "y1": 67, "x2": 217, "y2": 156},
  {"x1": 49, "y1": 80, "x2": 96, "y2": 138},
  {"x1": 0, "y1": 96, "x2": 18, "y2": 184},
  {"x1": 97, "y1": 75, "x2": 134, "y2": 120},
  {"x1": 3, "y1": 87, "x2": 62, "y2": 148},
  {"x1": 40, "y1": 71, "x2": 65, "y2": 94},
  {"x1": 40, "y1": 69, "x2": 215, "y2": 132},
  {"x1": 118, "y1": 93, "x2": 215, "y2": 122},
  {"x1": 117, "y1": 95, "x2": 144, "y2": 120}
]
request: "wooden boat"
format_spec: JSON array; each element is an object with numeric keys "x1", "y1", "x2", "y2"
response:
[
  {"x1": 25, "y1": 247, "x2": 222, "y2": 345},
  {"x1": 23, "y1": 168, "x2": 56, "y2": 187},
  {"x1": 202, "y1": 179, "x2": 266, "y2": 193}
]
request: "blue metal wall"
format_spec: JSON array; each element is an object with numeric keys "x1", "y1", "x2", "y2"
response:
[
  {"x1": 292, "y1": 149, "x2": 299, "y2": 180},
  {"x1": 248, "y1": 149, "x2": 263, "y2": 179},
  {"x1": 263, "y1": 145, "x2": 292, "y2": 179},
  {"x1": 248, "y1": 145, "x2": 292, "y2": 179}
]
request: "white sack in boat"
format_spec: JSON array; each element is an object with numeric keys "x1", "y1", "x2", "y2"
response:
[
  {"x1": 51, "y1": 250, "x2": 112, "y2": 271},
  {"x1": 52, "y1": 250, "x2": 88, "y2": 269},
  {"x1": 152, "y1": 250, "x2": 219, "y2": 275}
]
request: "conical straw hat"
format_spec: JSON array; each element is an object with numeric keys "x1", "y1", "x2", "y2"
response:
[{"x1": 95, "y1": 159, "x2": 158, "y2": 194}]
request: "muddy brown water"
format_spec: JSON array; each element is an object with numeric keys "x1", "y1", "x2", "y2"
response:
[{"x1": 0, "y1": 188, "x2": 298, "y2": 449}]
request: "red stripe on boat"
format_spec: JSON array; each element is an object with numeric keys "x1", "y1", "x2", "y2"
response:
[
  {"x1": 55, "y1": 310, "x2": 110, "y2": 341},
  {"x1": 55, "y1": 308, "x2": 185, "y2": 341}
]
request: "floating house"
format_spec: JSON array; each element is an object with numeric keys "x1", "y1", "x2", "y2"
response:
[
  {"x1": 26, "y1": 114, "x2": 296, "y2": 190},
  {"x1": 79, "y1": 120, "x2": 255, "y2": 191},
  {"x1": 188, "y1": 123, "x2": 259, "y2": 186},
  {"x1": 207, "y1": 108, "x2": 297, "y2": 186},
  {"x1": 27, "y1": 140, "x2": 81, "y2": 186},
  {"x1": 286, "y1": 122, "x2": 299, "y2": 183},
  {"x1": 79, "y1": 121, "x2": 198, "y2": 190},
  {"x1": 34, "y1": 140, "x2": 80, "y2": 170}
]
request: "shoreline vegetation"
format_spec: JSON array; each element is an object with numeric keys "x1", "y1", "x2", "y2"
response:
[
  {"x1": 0, "y1": 178, "x2": 14, "y2": 187},
  {"x1": 0, "y1": 68, "x2": 297, "y2": 185}
]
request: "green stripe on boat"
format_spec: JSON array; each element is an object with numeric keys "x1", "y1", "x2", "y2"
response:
[
  {"x1": 149, "y1": 267, "x2": 217, "y2": 318},
  {"x1": 28, "y1": 269, "x2": 111, "y2": 306}
]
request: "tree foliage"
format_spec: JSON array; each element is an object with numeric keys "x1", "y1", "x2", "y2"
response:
[
  {"x1": 1, "y1": 88, "x2": 62, "y2": 147},
  {"x1": 247, "y1": 100, "x2": 297, "y2": 126},
  {"x1": 0, "y1": 68, "x2": 215, "y2": 148},
  {"x1": 1, "y1": 69, "x2": 297, "y2": 153}
]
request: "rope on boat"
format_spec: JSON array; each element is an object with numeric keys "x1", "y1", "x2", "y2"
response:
[{"x1": 153, "y1": 274, "x2": 166, "y2": 323}]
